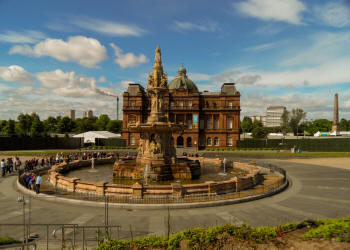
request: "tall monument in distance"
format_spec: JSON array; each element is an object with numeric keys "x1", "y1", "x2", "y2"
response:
[
  {"x1": 332, "y1": 93, "x2": 340, "y2": 135},
  {"x1": 114, "y1": 46, "x2": 200, "y2": 181}
]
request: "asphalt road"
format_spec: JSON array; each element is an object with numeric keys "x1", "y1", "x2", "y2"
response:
[{"x1": 1, "y1": 159, "x2": 350, "y2": 249}]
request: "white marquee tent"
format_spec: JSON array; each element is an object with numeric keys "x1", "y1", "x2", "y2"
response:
[{"x1": 73, "y1": 131, "x2": 121, "y2": 143}]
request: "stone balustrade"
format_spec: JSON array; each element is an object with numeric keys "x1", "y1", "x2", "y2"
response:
[{"x1": 48, "y1": 158, "x2": 263, "y2": 198}]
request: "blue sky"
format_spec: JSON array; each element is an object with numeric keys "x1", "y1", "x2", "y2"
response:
[{"x1": 0, "y1": 0, "x2": 350, "y2": 120}]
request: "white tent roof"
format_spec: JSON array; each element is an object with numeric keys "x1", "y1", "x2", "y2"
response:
[{"x1": 73, "y1": 131, "x2": 121, "y2": 143}]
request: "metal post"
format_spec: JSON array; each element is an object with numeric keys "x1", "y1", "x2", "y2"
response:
[
  {"x1": 73, "y1": 224, "x2": 76, "y2": 248},
  {"x1": 82, "y1": 227, "x2": 85, "y2": 250},
  {"x1": 46, "y1": 224, "x2": 49, "y2": 250},
  {"x1": 22, "y1": 196, "x2": 27, "y2": 250},
  {"x1": 28, "y1": 196, "x2": 31, "y2": 239},
  {"x1": 61, "y1": 226, "x2": 65, "y2": 249}
]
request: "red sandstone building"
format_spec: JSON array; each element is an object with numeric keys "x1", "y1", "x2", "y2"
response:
[{"x1": 122, "y1": 65, "x2": 241, "y2": 149}]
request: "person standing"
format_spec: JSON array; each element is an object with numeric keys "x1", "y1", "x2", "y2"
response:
[
  {"x1": 1, "y1": 159, "x2": 5, "y2": 177},
  {"x1": 35, "y1": 174, "x2": 42, "y2": 194}
]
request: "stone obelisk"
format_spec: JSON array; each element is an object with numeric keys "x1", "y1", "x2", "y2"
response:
[{"x1": 331, "y1": 93, "x2": 339, "y2": 134}]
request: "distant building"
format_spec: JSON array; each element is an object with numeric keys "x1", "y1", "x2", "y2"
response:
[
  {"x1": 250, "y1": 115, "x2": 266, "y2": 126},
  {"x1": 266, "y1": 106, "x2": 286, "y2": 127},
  {"x1": 122, "y1": 64, "x2": 241, "y2": 149},
  {"x1": 83, "y1": 110, "x2": 93, "y2": 118},
  {"x1": 65, "y1": 109, "x2": 75, "y2": 120}
]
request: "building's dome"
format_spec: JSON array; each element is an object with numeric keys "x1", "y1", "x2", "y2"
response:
[{"x1": 168, "y1": 64, "x2": 198, "y2": 92}]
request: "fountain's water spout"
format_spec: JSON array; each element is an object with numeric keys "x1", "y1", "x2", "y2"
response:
[{"x1": 88, "y1": 157, "x2": 98, "y2": 173}]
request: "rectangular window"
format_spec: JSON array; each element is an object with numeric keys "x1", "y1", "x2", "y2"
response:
[
  {"x1": 187, "y1": 101, "x2": 192, "y2": 107},
  {"x1": 187, "y1": 119, "x2": 193, "y2": 129},
  {"x1": 170, "y1": 102, "x2": 175, "y2": 108},
  {"x1": 130, "y1": 136, "x2": 135, "y2": 145},
  {"x1": 207, "y1": 137, "x2": 212, "y2": 146},
  {"x1": 207, "y1": 119, "x2": 212, "y2": 129},
  {"x1": 179, "y1": 101, "x2": 184, "y2": 108},
  {"x1": 214, "y1": 120, "x2": 219, "y2": 129},
  {"x1": 228, "y1": 101, "x2": 233, "y2": 107},
  {"x1": 214, "y1": 137, "x2": 219, "y2": 146},
  {"x1": 228, "y1": 118, "x2": 233, "y2": 129},
  {"x1": 227, "y1": 137, "x2": 233, "y2": 146},
  {"x1": 200, "y1": 120, "x2": 204, "y2": 129},
  {"x1": 130, "y1": 101, "x2": 136, "y2": 107},
  {"x1": 129, "y1": 116, "x2": 136, "y2": 124}
]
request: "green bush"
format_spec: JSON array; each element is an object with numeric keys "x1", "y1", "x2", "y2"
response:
[
  {"x1": 304, "y1": 217, "x2": 350, "y2": 242},
  {"x1": 0, "y1": 237, "x2": 21, "y2": 245}
]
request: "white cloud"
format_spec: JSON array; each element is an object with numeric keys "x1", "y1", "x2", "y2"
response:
[
  {"x1": 255, "y1": 58, "x2": 350, "y2": 87},
  {"x1": 71, "y1": 17, "x2": 146, "y2": 37},
  {"x1": 281, "y1": 31, "x2": 350, "y2": 67},
  {"x1": 0, "y1": 65, "x2": 33, "y2": 84},
  {"x1": 9, "y1": 36, "x2": 107, "y2": 68},
  {"x1": 36, "y1": 69, "x2": 120, "y2": 99},
  {"x1": 173, "y1": 20, "x2": 220, "y2": 32},
  {"x1": 244, "y1": 42, "x2": 277, "y2": 52},
  {"x1": 98, "y1": 76, "x2": 107, "y2": 83},
  {"x1": 110, "y1": 43, "x2": 148, "y2": 68},
  {"x1": 0, "y1": 30, "x2": 46, "y2": 44},
  {"x1": 211, "y1": 70, "x2": 261, "y2": 85},
  {"x1": 120, "y1": 80, "x2": 135, "y2": 88},
  {"x1": 234, "y1": 0, "x2": 306, "y2": 25},
  {"x1": 314, "y1": 1, "x2": 350, "y2": 28}
]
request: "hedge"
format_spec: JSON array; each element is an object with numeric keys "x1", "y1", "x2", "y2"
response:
[
  {"x1": 95, "y1": 138, "x2": 126, "y2": 147},
  {"x1": 237, "y1": 138, "x2": 350, "y2": 152},
  {"x1": 0, "y1": 137, "x2": 82, "y2": 150}
]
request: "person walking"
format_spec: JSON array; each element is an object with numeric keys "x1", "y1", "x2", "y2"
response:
[
  {"x1": 1, "y1": 159, "x2": 5, "y2": 177},
  {"x1": 35, "y1": 174, "x2": 42, "y2": 194}
]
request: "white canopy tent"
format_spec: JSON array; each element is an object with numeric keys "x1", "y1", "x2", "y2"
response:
[{"x1": 73, "y1": 131, "x2": 121, "y2": 144}]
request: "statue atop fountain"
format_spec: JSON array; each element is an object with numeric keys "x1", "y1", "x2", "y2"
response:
[{"x1": 113, "y1": 46, "x2": 200, "y2": 181}]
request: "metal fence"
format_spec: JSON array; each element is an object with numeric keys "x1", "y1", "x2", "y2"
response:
[{"x1": 0, "y1": 224, "x2": 121, "y2": 250}]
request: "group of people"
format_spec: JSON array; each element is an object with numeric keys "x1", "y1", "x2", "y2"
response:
[
  {"x1": 1, "y1": 157, "x2": 21, "y2": 177},
  {"x1": 22, "y1": 172, "x2": 42, "y2": 194}
]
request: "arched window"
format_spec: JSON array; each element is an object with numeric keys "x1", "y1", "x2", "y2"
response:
[
  {"x1": 186, "y1": 137, "x2": 192, "y2": 147},
  {"x1": 177, "y1": 136, "x2": 184, "y2": 147},
  {"x1": 227, "y1": 137, "x2": 233, "y2": 146},
  {"x1": 128, "y1": 115, "x2": 136, "y2": 124},
  {"x1": 199, "y1": 136, "x2": 205, "y2": 146},
  {"x1": 214, "y1": 137, "x2": 219, "y2": 146},
  {"x1": 130, "y1": 136, "x2": 135, "y2": 145},
  {"x1": 207, "y1": 137, "x2": 212, "y2": 146}
]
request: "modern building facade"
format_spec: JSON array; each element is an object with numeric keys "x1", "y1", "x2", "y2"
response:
[
  {"x1": 250, "y1": 115, "x2": 266, "y2": 126},
  {"x1": 266, "y1": 106, "x2": 286, "y2": 127},
  {"x1": 83, "y1": 110, "x2": 93, "y2": 118},
  {"x1": 65, "y1": 109, "x2": 75, "y2": 120},
  {"x1": 122, "y1": 64, "x2": 241, "y2": 149}
]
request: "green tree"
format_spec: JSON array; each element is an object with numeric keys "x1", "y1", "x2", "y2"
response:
[
  {"x1": 57, "y1": 117, "x2": 75, "y2": 133},
  {"x1": 251, "y1": 126, "x2": 269, "y2": 139},
  {"x1": 0, "y1": 120, "x2": 7, "y2": 133},
  {"x1": 281, "y1": 110, "x2": 290, "y2": 135},
  {"x1": 30, "y1": 114, "x2": 43, "y2": 137},
  {"x1": 106, "y1": 120, "x2": 122, "y2": 133},
  {"x1": 241, "y1": 116, "x2": 253, "y2": 133},
  {"x1": 339, "y1": 118, "x2": 348, "y2": 131},
  {"x1": 95, "y1": 114, "x2": 110, "y2": 131},
  {"x1": 289, "y1": 108, "x2": 306, "y2": 135},
  {"x1": 312, "y1": 119, "x2": 332, "y2": 133},
  {"x1": 43, "y1": 116, "x2": 58, "y2": 133},
  {"x1": 4, "y1": 120, "x2": 15, "y2": 135},
  {"x1": 17, "y1": 113, "x2": 32, "y2": 136}
]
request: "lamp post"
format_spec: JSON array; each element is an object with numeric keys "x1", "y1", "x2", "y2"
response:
[{"x1": 17, "y1": 196, "x2": 28, "y2": 249}]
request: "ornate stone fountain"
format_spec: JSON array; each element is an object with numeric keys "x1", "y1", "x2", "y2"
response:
[{"x1": 113, "y1": 46, "x2": 201, "y2": 181}]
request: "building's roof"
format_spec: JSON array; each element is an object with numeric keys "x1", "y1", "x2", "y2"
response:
[
  {"x1": 267, "y1": 106, "x2": 286, "y2": 109},
  {"x1": 168, "y1": 64, "x2": 199, "y2": 92},
  {"x1": 73, "y1": 131, "x2": 121, "y2": 138}
]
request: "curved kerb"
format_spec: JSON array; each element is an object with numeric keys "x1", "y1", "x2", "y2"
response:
[{"x1": 16, "y1": 175, "x2": 289, "y2": 210}]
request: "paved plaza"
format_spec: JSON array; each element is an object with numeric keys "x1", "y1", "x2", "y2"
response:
[{"x1": 0, "y1": 158, "x2": 350, "y2": 248}]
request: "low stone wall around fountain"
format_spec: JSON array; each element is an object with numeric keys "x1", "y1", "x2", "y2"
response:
[{"x1": 48, "y1": 157, "x2": 264, "y2": 198}]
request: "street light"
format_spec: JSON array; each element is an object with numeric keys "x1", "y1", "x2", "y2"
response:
[
  {"x1": 17, "y1": 196, "x2": 32, "y2": 249},
  {"x1": 17, "y1": 196, "x2": 27, "y2": 248}
]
